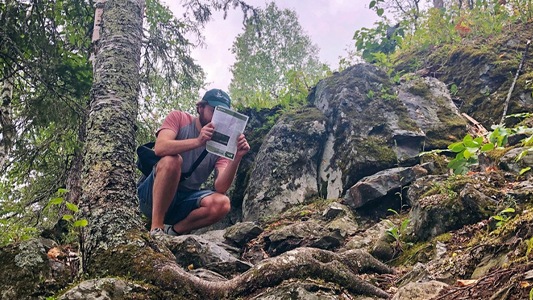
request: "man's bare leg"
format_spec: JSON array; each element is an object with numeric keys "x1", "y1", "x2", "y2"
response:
[
  {"x1": 151, "y1": 155, "x2": 182, "y2": 231},
  {"x1": 171, "y1": 193, "x2": 230, "y2": 234}
]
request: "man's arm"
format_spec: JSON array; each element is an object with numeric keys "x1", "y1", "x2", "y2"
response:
[
  {"x1": 154, "y1": 124, "x2": 214, "y2": 157},
  {"x1": 213, "y1": 134, "x2": 250, "y2": 193}
]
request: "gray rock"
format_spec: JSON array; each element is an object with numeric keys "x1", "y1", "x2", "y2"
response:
[
  {"x1": 265, "y1": 220, "x2": 343, "y2": 256},
  {"x1": 168, "y1": 235, "x2": 252, "y2": 277},
  {"x1": 344, "y1": 165, "x2": 428, "y2": 209},
  {"x1": 242, "y1": 107, "x2": 328, "y2": 221},
  {"x1": 499, "y1": 147, "x2": 533, "y2": 175},
  {"x1": 59, "y1": 278, "x2": 146, "y2": 300},
  {"x1": 407, "y1": 175, "x2": 498, "y2": 242},
  {"x1": 224, "y1": 221, "x2": 263, "y2": 247},
  {"x1": 391, "y1": 280, "x2": 448, "y2": 300}
]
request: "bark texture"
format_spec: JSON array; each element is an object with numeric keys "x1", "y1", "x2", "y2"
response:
[{"x1": 80, "y1": 0, "x2": 145, "y2": 272}]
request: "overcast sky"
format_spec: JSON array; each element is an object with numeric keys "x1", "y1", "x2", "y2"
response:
[{"x1": 163, "y1": 0, "x2": 379, "y2": 93}]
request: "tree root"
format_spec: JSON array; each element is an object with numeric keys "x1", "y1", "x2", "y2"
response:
[{"x1": 158, "y1": 247, "x2": 393, "y2": 299}]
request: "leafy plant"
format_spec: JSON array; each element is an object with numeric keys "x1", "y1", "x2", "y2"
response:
[
  {"x1": 450, "y1": 83, "x2": 459, "y2": 96},
  {"x1": 45, "y1": 188, "x2": 88, "y2": 245},
  {"x1": 492, "y1": 207, "x2": 515, "y2": 228},
  {"x1": 447, "y1": 134, "x2": 495, "y2": 174},
  {"x1": 384, "y1": 208, "x2": 411, "y2": 252}
]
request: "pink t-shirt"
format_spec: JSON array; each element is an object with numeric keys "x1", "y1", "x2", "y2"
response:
[{"x1": 157, "y1": 110, "x2": 229, "y2": 191}]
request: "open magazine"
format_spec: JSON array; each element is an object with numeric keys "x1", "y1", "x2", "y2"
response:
[{"x1": 206, "y1": 106, "x2": 249, "y2": 160}]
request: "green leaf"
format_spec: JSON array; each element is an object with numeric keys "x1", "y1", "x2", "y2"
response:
[
  {"x1": 377, "y1": 8, "x2": 384, "y2": 16},
  {"x1": 400, "y1": 218, "x2": 410, "y2": 232},
  {"x1": 73, "y1": 219, "x2": 88, "y2": 227},
  {"x1": 447, "y1": 158, "x2": 463, "y2": 170},
  {"x1": 387, "y1": 208, "x2": 399, "y2": 215},
  {"x1": 65, "y1": 202, "x2": 79, "y2": 213},
  {"x1": 448, "y1": 142, "x2": 465, "y2": 152},
  {"x1": 464, "y1": 138, "x2": 479, "y2": 148},
  {"x1": 57, "y1": 188, "x2": 69, "y2": 195},
  {"x1": 520, "y1": 167, "x2": 531, "y2": 175},
  {"x1": 516, "y1": 149, "x2": 532, "y2": 162},
  {"x1": 493, "y1": 215, "x2": 504, "y2": 221},
  {"x1": 523, "y1": 135, "x2": 533, "y2": 146},
  {"x1": 369, "y1": 0, "x2": 376, "y2": 9},
  {"x1": 500, "y1": 208, "x2": 515, "y2": 214},
  {"x1": 463, "y1": 148, "x2": 473, "y2": 159},
  {"x1": 49, "y1": 197, "x2": 64, "y2": 205},
  {"x1": 481, "y1": 143, "x2": 495, "y2": 152},
  {"x1": 463, "y1": 134, "x2": 473, "y2": 144},
  {"x1": 62, "y1": 214, "x2": 74, "y2": 221}
]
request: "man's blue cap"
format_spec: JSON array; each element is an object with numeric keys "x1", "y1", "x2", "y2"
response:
[{"x1": 201, "y1": 89, "x2": 231, "y2": 109}]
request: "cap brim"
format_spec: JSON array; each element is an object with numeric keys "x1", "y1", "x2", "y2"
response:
[{"x1": 207, "y1": 100, "x2": 230, "y2": 109}]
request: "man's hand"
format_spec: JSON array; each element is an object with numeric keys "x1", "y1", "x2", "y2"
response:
[
  {"x1": 235, "y1": 134, "x2": 250, "y2": 158},
  {"x1": 197, "y1": 123, "x2": 214, "y2": 145}
]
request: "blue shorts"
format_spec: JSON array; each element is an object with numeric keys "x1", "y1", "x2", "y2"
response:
[{"x1": 137, "y1": 171, "x2": 214, "y2": 225}]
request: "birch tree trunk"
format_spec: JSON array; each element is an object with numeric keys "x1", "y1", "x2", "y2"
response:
[
  {"x1": 80, "y1": 0, "x2": 145, "y2": 272},
  {"x1": 0, "y1": 0, "x2": 16, "y2": 169}
]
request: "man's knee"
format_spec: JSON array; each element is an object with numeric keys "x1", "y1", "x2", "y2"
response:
[
  {"x1": 155, "y1": 155, "x2": 182, "y2": 176},
  {"x1": 202, "y1": 194, "x2": 230, "y2": 218}
]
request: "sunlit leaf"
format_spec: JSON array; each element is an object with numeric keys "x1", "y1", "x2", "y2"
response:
[
  {"x1": 73, "y1": 219, "x2": 88, "y2": 227},
  {"x1": 520, "y1": 167, "x2": 531, "y2": 175},
  {"x1": 49, "y1": 197, "x2": 64, "y2": 205},
  {"x1": 62, "y1": 214, "x2": 74, "y2": 221},
  {"x1": 66, "y1": 202, "x2": 79, "y2": 213},
  {"x1": 481, "y1": 143, "x2": 495, "y2": 152},
  {"x1": 449, "y1": 142, "x2": 465, "y2": 152}
]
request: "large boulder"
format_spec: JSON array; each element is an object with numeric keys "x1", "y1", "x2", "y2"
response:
[
  {"x1": 312, "y1": 64, "x2": 420, "y2": 200},
  {"x1": 407, "y1": 173, "x2": 508, "y2": 242},
  {"x1": 242, "y1": 63, "x2": 467, "y2": 221},
  {"x1": 242, "y1": 107, "x2": 328, "y2": 222}
]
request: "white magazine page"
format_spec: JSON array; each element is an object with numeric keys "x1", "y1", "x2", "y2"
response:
[{"x1": 206, "y1": 106, "x2": 249, "y2": 160}]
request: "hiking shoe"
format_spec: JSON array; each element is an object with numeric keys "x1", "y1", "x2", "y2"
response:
[
  {"x1": 164, "y1": 224, "x2": 180, "y2": 236},
  {"x1": 149, "y1": 228, "x2": 165, "y2": 237}
]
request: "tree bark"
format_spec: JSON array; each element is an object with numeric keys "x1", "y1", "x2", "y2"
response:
[
  {"x1": 0, "y1": 0, "x2": 16, "y2": 169},
  {"x1": 80, "y1": 0, "x2": 145, "y2": 272}
]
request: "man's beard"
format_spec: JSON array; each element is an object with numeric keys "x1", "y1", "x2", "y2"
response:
[{"x1": 199, "y1": 114, "x2": 209, "y2": 127}]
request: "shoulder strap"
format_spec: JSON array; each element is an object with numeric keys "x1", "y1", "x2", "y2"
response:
[{"x1": 180, "y1": 149, "x2": 209, "y2": 182}]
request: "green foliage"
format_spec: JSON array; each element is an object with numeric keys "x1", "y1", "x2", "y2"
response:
[
  {"x1": 444, "y1": 113, "x2": 533, "y2": 175},
  {"x1": 447, "y1": 134, "x2": 494, "y2": 174},
  {"x1": 353, "y1": 20, "x2": 405, "y2": 63},
  {"x1": 229, "y1": 2, "x2": 328, "y2": 109},
  {"x1": 137, "y1": 0, "x2": 206, "y2": 144},
  {"x1": 492, "y1": 207, "x2": 515, "y2": 228},
  {"x1": 450, "y1": 84, "x2": 459, "y2": 96},
  {"x1": 357, "y1": 0, "x2": 533, "y2": 67},
  {"x1": 46, "y1": 189, "x2": 88, "y2": 229},
  {"x1": 385, "y1": 208, "x2": 411, "y2": 252},
  {"x1": 0, "y1": 0, "x2": 208, "y2": 243}
]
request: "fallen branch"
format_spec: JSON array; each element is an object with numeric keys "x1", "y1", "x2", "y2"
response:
[
  {"x1": 500, "y1": 40, "x2": 531, "y2": 125},
  {"x1": 462, "y1": 112, "x2": 488, "y2": 140}
]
